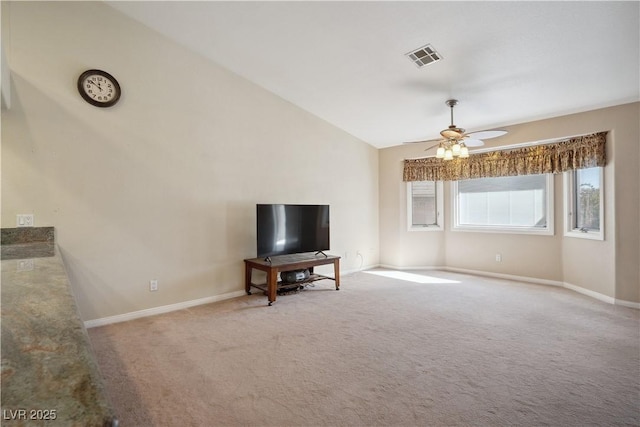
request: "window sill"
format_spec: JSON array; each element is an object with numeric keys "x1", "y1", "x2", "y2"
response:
[
  {"x1": 452, "y1": 225, "x2": 554, "y2": 236},
  {"x1": 564, "y1": 230, "x2": 604, "y2": 241},
  {"x1": 408, "y1": 225, "x2": 443, "y2": 232}
]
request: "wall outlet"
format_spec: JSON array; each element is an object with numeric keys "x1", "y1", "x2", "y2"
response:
[
  {"x1": 17, "y1": 214, "x2": 34, "y2": 227},
  {"x1": 17, "y1": 259, "x2": 34, "y2": 272},
  {"x1": 495, "y1": 253, "x2": 502, "y2": 262},
  {"x1": 149, "y1": 280, "x2": 158, "y2": 291}
]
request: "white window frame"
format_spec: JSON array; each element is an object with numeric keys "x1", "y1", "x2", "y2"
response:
[
  {"x1": 563, "y1": 167, "x2": 604, "y2": 240},
  {"x1": 407, "y1": 181, "x2": 444, "y2": 232},
  {"x1": 451, "y1": 174, "x2": 554, "y2": 235}
]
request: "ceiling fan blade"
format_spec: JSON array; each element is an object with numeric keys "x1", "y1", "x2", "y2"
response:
[
  {"x1": 466, "y1": 130, "x2": 507, "y2": 140},
  {"x1": 463, "y1": 138, "x2": 485, "y2": 147},
  {"x1": 424, "y1": 143, "x2": 441, "y2": 152},
  {"x1": 403, "y1": 137, "x2": 443, "y2": 145}
]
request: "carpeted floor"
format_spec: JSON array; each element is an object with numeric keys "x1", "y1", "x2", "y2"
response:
[{"x1": 88, "y1": 269, "x2": 640, "y2": 426}]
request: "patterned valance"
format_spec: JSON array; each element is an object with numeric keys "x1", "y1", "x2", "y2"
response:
[{"x1": 403, "y1": 131, "x2": 607, "y2": 182}]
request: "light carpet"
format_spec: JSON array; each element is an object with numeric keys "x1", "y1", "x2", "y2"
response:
[{"x1": 88, "y1": 269, "x2": 640, "y2": 426}]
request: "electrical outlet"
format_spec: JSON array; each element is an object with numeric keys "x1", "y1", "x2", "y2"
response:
[
  {"x1": 17, "y1": 214, "x2": 34, "y2": 227},
  {"x1": 17, "y1": 259, "x2": 34, "y2": 272},
  {"x1": 149, "y1": 280, "x2": 158, "y2": 291},
  {"x1": 495, "y1": 253, "x2": 502, "y2": 262}
]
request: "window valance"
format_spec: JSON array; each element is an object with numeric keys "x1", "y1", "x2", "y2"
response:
[{"x1": 403, "y1": 131, "x2": 607, "y2": 182}]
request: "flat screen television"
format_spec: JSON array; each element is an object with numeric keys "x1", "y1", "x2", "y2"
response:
[{"x1": 256, "y1": 204, "x2": 330, "y2": 259}]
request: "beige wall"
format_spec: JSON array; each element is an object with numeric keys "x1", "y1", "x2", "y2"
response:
[
  {"x1": 3, "y1": 1, "x2": 638, "y2": 324},
  {"x1": 1, "y1": 2, "x2": 379, "y2": 321},
  {"x1": 380, "y1": 103, "x2": 640, "y2": 304},
  {"x1": 1, "y1": 3, "x2": 10, "y2": 109}
]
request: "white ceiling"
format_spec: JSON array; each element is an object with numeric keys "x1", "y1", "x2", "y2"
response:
[{"x1": 107, "y1": 1, "x2": 640, "y2": 149}]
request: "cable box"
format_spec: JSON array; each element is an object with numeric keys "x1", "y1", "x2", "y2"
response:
[{"x1": 280, "y1": 269, "x2": 310, "y2": 283}]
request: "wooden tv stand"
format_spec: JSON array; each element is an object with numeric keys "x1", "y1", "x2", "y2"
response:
[{"x1": 244, "y1": 253, "x2": 340, "y2": 306}]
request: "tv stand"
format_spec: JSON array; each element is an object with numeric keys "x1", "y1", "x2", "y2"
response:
[
  {"x1": 244, "y1": 253, "x2": 340, "y2": 306},
  {"x1": 315, "y1": 250, "x2": 328, "y2": 258}
]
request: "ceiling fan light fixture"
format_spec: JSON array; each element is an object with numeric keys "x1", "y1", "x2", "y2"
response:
[
  {"x1": 444, "y1": 149, "x2": 454, "y2": 161},
  {"x1": 441, "y1": 127, "x2": 465, "y2": 139},
  {"x1": 405, "y1": 98, "x2": 508, "y2": 159}
]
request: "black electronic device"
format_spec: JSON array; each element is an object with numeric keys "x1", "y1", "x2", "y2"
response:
[
  {"x1": 256, "y1": 204, "x2": 330, "y2": 259},
  {"x1": 280, "y1": 269, "x2": 311, "y2": 284}
]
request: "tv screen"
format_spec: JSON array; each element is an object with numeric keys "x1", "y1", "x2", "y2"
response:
[{"x1": 257, "y1": 204, "x2": 330, "y2": 258}]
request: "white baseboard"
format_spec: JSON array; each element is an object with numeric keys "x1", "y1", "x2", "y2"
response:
[
  {"x1": 440, "y1": 267, "x2": 633, "y2": 307},
  {"x1": 84, "y1": 290, "x2": 247, "y2": 329},
  {"x1": 377, "y1": 263, "x2": 638, "y2": 309},
  {"x1": 562, "y1": 281, "x2": 616, "y2": 305},
  {"x1": 443, "y1": 266, "x2": 565, "y2": 287},
  {"x1": 342, "y1": 263, "x2": 380, "y2": 276},
  {"x1": 84, "y1": 265, "x2": 375, "y2": 329},
  {"x1": 84, "y1": 266, "x2": 639, "y2": 328},
  {"x1": 615, "y1": 299, "x2": 640, "y2": 309},
  {"x1": 378, "y1": 264, "x2": 445, "y2": 271}
]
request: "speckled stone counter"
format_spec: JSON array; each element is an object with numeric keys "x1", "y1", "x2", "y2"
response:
[
  {"x1": 1, "y1": 227, "x2": 55, "y2": 261},
  {"x1": 1, "y1": 228, "x2": 118, "y2": 426}
]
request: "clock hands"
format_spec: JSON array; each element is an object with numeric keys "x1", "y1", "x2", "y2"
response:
[{"x1": 88, "y1": 80, "x2": 103, "y2": 92}]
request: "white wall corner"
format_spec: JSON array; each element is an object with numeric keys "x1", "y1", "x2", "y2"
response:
[
  {"x1": 562, "y1": 281, "x2": 616, "y2": 305},
  {"x1": 1, "y1": 35, "x2": 10, "y2": 110},
  {"x1": 614, "y1": 299, "x2": 640, "y2": 309}
]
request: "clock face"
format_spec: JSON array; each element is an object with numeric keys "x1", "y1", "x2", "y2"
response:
[{"x1": 77, "y1": 69, "x2": 121, "y2": 107}]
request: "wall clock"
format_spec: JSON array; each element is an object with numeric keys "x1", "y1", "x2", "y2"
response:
[{"x1": 77, "y1": 69, "x2": 121, "y2": 108}]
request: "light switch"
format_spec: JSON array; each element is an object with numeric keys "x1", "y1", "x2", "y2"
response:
[{"x1": 17, "y1": 214, "x2": 34, "y2": 227}]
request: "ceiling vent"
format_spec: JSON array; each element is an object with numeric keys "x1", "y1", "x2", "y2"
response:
[{"x1": 406, "y1": 44, "x2": 442, "y2": 68}]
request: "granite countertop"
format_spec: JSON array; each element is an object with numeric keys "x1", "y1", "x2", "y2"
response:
[
  {"x1": 1, "y1": 227, "x2": 55, "y2": 260},
  {"x1": 1, "y1": 227, "x2": 117, "y2": 426}
]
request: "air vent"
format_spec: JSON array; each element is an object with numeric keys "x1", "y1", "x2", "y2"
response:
[{"x1": 406, "y1": 44, "x2": 442, "y2": 68}]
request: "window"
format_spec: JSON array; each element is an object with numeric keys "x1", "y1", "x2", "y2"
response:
[
  {"x1": 407, "y1": 181, "x2": 443, "y2": 231},
  {"x1": 452, "y1": 174, "x2": 554, "y2": 235},
  {"x1": 564, "y1": 167, "x2": 604, "y2": 240}
]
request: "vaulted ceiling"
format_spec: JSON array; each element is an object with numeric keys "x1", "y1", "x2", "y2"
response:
[{"x1": 107, "y1": 1, "x2": 640, "y2": 148}]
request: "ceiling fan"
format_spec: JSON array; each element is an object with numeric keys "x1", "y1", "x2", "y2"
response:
[{"x1": 405, "y1": 99, "x2": 507, "y2": 160}]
